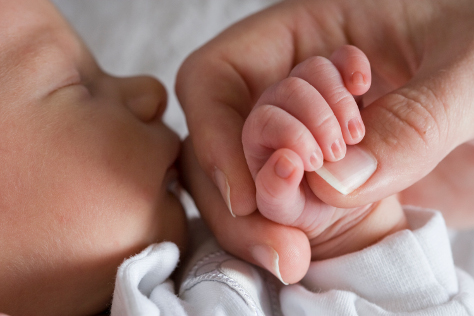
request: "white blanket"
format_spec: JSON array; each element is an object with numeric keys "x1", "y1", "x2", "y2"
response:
[{"x1": 111, "y1": 207, "x2": 474, "y2": 315}]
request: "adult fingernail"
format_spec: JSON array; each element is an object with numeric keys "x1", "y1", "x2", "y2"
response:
[
  {"x1": 214, "y1": 167, "x2": 235, "y2": 217},
  {"x1": 315, "y1": 145, "x2": 377, "y2": 195},
  {"x1": 330, "y1": 138, "x2": 346, "y2": 161},
  {"x1": 251, "y1": 245, "x2": 288, "y2": 285},
  {"x1": 347, "y1": 118, "x2": 364, "y2": 142},
  {"x1": 274, "y1": 155, "x2": 295, "y2": 179}
]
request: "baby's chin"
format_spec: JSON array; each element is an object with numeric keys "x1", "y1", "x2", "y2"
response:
[{"x1": 161, "y1": 187, "x2": 189, "y2": 254}]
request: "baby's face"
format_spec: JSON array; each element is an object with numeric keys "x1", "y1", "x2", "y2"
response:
[{"x1": 0, "y1": 1, "x2": 187, "y2": 315}]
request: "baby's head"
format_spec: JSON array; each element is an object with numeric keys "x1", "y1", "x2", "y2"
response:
[{"x1": 0, "y1": 1, "x2": 187, "y2": 315}]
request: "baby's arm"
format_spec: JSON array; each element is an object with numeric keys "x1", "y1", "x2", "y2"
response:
[{"x1": 242, "y1": 45, "x2": 407, "y2": 260}]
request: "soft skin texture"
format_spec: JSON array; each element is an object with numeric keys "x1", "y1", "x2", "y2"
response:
[
  {"x1": 176, "y1": 0, "x2": 474, "y2": 282},
  {"x1": 0, "y1": 1, "x2": 187, "y2": 315}
]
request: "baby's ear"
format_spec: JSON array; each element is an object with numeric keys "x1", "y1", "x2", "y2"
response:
[{"x1": 330, "y1": 45, "x2": 371, "y2": 97}]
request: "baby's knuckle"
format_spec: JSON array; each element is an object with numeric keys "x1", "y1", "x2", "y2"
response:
[
  {"x1": 329, "y1": 89, "x2": 353, "y2": 109},
  {"x1": 303, "y1": 56, "x2": 332, "y2": 72},
  {"x1": 291, "y1": 56, "x2": 332, "y2": 80},
  {"x1": 313, "y1": 111, "x2": 336, "y2": 130},
  {"x1": 275, "y1": 77, "x2": 308, "y2": 104},
  {"x1": 243, "y1": 106, "x2": 271, "y2": 145},
  {"x1": 291, "y1": 127, "x2": 310, "y2": 147}
]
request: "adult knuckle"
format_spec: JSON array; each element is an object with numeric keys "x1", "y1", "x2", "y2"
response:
[{"x1": 377, "y1": 87, "x2": 446, "y2": 150}]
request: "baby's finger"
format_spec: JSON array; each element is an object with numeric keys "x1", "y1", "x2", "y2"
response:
[
  {"x1": 180, "y1": 138, "x2": 311, "y2": 284},
  {"x1": 254, "y1": 77, "x2": 343, "y2": 163},
  {"x1": 330, "y1": 45, "x2": 372, "y2": 97},
  {"x1": 242, "y1": 104, "x2": 322, "y2": 178},
  {"x1": 290, "y1": 54, "x2": 366, "y2": 146},
  {"x1": 256, "y1": 149, "x2": 355, "y2": 249},
  {"x1": 255, "y1": 149, "x2": 305, "y2": 225}
]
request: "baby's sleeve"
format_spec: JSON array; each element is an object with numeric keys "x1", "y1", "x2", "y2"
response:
[{"x1": 280, "y1": 207, "x2": 474, "y2": 315}]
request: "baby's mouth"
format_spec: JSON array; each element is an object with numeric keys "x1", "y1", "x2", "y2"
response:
[{"x1": 166, "y1": 166, "x2": 182, "y2": 199}]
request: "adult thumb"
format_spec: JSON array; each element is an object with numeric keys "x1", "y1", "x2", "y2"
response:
[{"x1": 306, "y1": 65, "x2": 474, "y2": 208}]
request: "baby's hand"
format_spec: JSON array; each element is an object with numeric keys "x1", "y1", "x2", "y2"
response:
[{"x1": 242, "y1": 46, "x2": 406, "y2": 260}]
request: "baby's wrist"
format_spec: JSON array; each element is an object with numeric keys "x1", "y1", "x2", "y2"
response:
[{"x1": 310, "y1": 195, "x2": 408, "y2": 260}]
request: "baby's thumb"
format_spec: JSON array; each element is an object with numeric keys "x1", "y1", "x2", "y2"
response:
[
  {"x1": 255, "y1": 149, "x2": 305, "y2": 225},
  {"x1": 306, "y1": 72, "x2": 474, "y2": 208}
]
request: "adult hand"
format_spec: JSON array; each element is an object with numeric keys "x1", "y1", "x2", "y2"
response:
[
  {"x1": 176, "y1": 0, "x2": 474, "y2": 282},
  {"x1": 399, "y1": 141, "x2": 474, "y2": 229}
]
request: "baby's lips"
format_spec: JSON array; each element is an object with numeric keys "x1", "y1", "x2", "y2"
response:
[{"x1": 315, "y1": 145, "x2": 377, "y2": 195}]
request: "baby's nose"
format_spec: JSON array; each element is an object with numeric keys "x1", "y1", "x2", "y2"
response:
[{"x1": 122, "y1": 76, "x2": 167, "y2": 122}]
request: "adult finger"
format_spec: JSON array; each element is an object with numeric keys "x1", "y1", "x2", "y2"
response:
[{"x1": 175, "y1": 5, "x2": 299, "y2": 216}]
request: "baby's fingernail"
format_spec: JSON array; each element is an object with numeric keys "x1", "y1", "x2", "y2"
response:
[
  {"x1": 309, "y1": 151, "x2": 322, "y2": 171},
  {"x1": 315, "y1": 145, "x2": 377, "y2": 195},
  {"x1": 352, "y1": 71, "x2": 366, "y2": 85},
  {"x1": 251, "y1": 245, "x2": 288, "y2": 285},
  {"x1": 274, "y1": 155, "x2": 295, "y2": 179},
  {"x1": 347, "y1": 118, "x2": 364, "y2": 142},
  {"x1": 331, "y1": 138, "x2": 346, "y2": 161},
  {"x1": 214, "y1": 167, "x2": 235, "y2": 217}
]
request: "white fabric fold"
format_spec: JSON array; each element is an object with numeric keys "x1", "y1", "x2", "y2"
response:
[
  {"x1": 111, "y1": 242, "x2": 187, "y2": 316},
  {"x1": 111, "y1": 208, "x2": 474, "y2": 316}
]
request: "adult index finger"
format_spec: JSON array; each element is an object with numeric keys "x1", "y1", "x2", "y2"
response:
[{"x1": 175, "y1": 5, "x2": 296, "y2": 216}]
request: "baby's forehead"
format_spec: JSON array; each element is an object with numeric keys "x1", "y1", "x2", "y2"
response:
[{"x1": 0, "y1": 4, "x2": 83, "y2": 101}]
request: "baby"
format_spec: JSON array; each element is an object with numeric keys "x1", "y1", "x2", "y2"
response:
[{"x1": 0, "y1": 1, "x2": 187, "y2": 315}]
